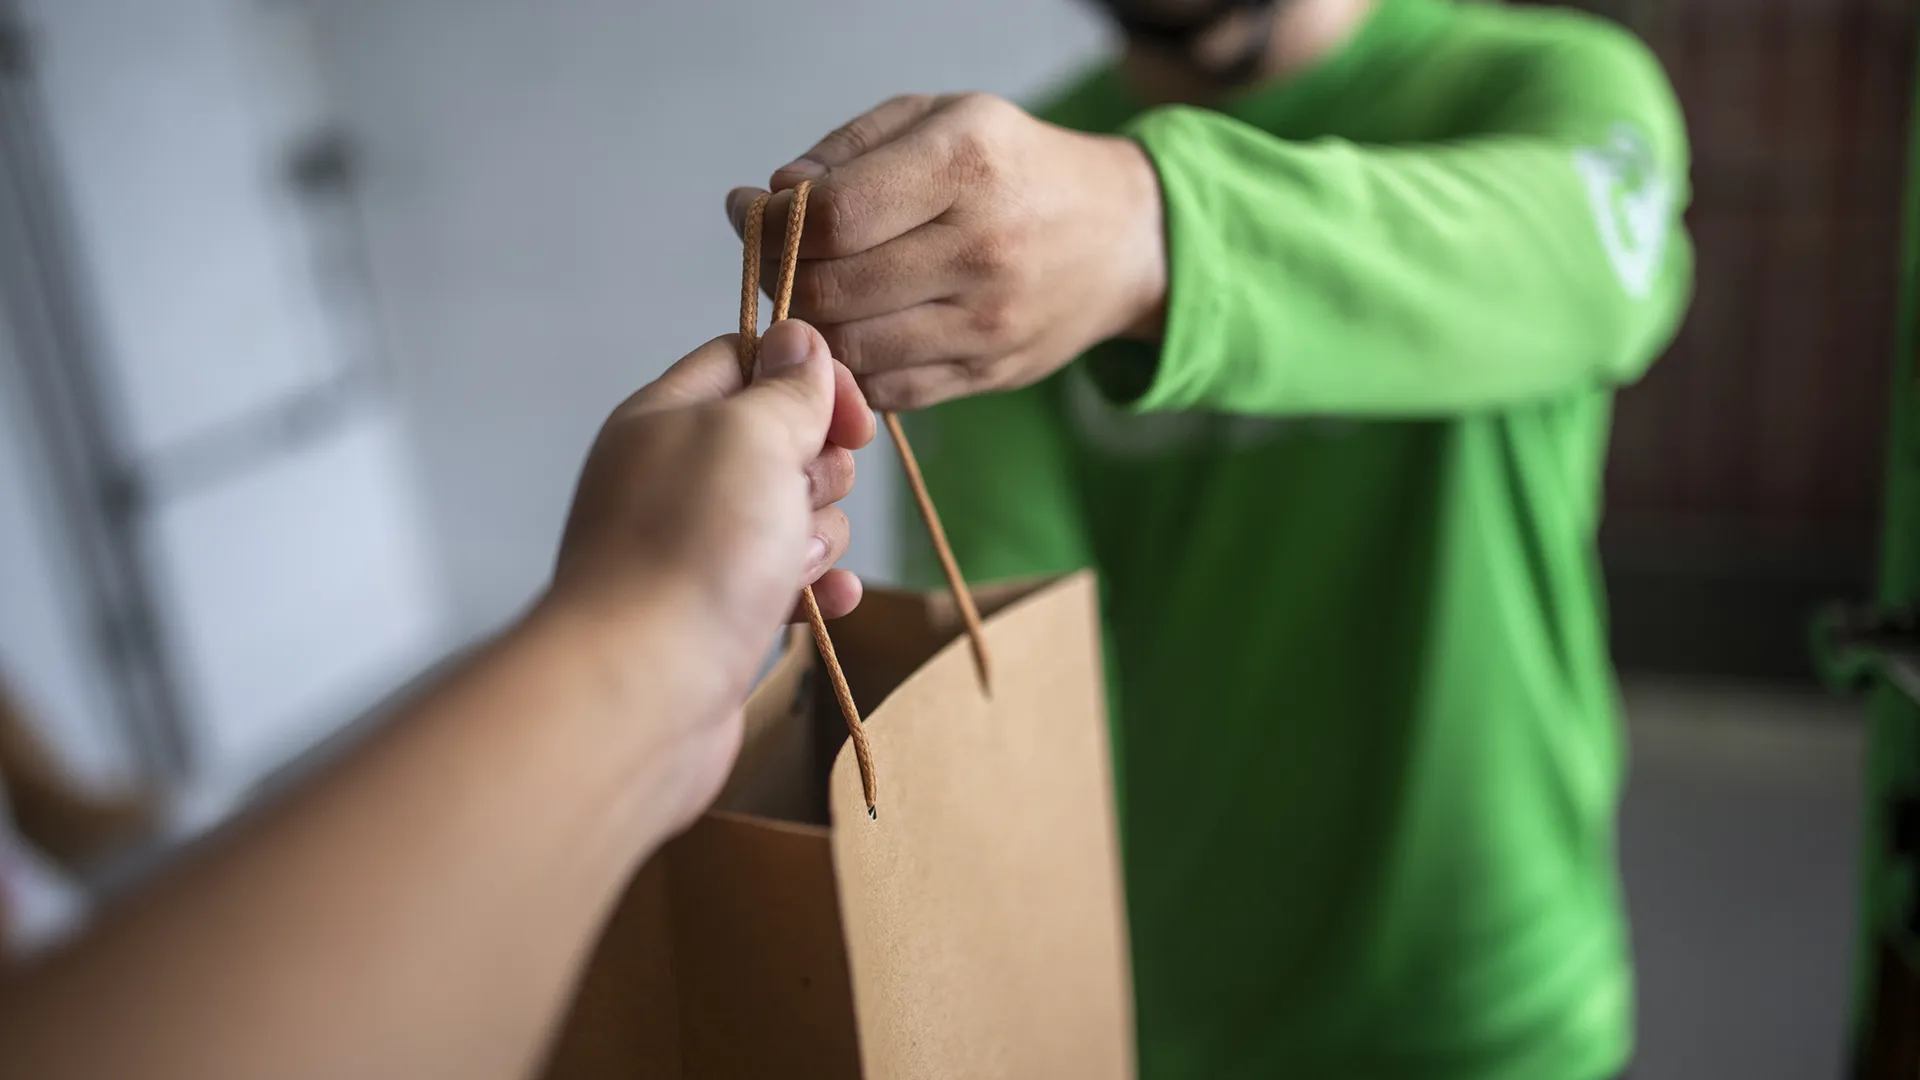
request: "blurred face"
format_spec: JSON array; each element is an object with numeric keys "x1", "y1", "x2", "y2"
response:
[{"x1": 1090, "y1": 0, "x2": 1285, "y2": 83}]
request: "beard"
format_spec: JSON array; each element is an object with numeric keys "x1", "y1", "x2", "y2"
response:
[{"x1": 1089, "y1": 0, "x2": 1282, "y2": 84}]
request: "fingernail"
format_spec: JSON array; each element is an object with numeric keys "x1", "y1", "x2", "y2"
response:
[
  {"x1": 805, "y1": 536, "x2": 829, "y2": 570},
  {"x1": 759, "y1": 321, "x2": 811, "y2": 371},
  {"x1": 778, "y1": 157, "x2": 828, "y2": 181}
]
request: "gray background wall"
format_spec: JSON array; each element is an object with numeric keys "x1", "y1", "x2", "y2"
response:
[
  {"x1": 1, "y1": 0, "x2": 445, "y2": 786},
  {"x1": 313, "y1": 0, "x2": 1110, "y2": 639}
]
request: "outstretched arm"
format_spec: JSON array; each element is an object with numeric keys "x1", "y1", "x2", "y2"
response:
[{"x1": 0, "y1": 321, "x2": 873, "y2": 1080}]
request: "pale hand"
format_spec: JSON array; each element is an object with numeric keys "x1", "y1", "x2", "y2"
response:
[
  {"x1": 544, "y1": 320, "x2": 873, "y2": 826},
  {"x1": 727, "y1": 93, "x2": 1167, "y2": 411}
]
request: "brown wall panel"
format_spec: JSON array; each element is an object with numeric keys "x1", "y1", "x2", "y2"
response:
[
  {"x1": 1605, "y1": 0, "x2": 1911, "y2": 544},
  {"x1": 1515, "y1": 0, "x2": 1914, "y2": 675}
]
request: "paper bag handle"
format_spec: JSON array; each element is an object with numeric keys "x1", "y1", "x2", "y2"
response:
[{"x1": 738, "y1": 180, "x2": 993, "y2": 817}]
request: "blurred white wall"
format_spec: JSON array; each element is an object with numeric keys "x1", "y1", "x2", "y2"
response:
[
  {"x1": 0, "y1": 0, "x2": 446, "y2": 786},
  {"x1": 21, "y1": 0, "x2": 333, "y2": 458},
  {"x1": 0, "y1": 313, "x2": 124, "y2": 784},
  {"x1": 312, "y1": 0, "x2": 1110, "y2": 640}
]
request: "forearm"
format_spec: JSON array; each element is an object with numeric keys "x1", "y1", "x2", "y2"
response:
[
  {"x1": 1115, "y1": 110, "x2": 1690, "y2": 417},
  {"x1": 0, "y1": 605, "x2": 690, "y2": 1080},
  {"x1": 1098, "y1": 20, "x2": 1693, "y2": 419}
]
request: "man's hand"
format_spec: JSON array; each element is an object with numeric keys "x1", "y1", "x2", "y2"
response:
[
  {"x1": 545, "y1": 321, "x2": 872, "y2": 818},
  {"x1": 727, "y1": 93, "x2": 1167, "y2": 411}
]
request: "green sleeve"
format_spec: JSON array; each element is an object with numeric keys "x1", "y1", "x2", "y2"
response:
[
  {"x1": 1119, "y1": 28, "x2": 1693, "y2": 416},
  {"x1": 897, "y1": 381, "x2": 1095, "y2": 589}
]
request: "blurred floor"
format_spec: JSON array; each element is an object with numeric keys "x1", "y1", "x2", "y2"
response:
[{"x1": 1620, "y1": 678, "x2": 1864, "y2": 1080}]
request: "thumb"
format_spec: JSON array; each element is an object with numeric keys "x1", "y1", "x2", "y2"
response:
[{"x1": 730, "y1": 319, "x2": 835, "y2": 467}]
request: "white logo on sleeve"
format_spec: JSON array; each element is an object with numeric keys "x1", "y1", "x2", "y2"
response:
[{"x1": 1572, "y1": 123, "x2": 1675, "y2": 300}]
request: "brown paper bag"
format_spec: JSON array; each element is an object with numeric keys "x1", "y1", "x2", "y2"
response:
[{"x1": 540, "y1": 571, "x2": 1134, "y2": 1080}]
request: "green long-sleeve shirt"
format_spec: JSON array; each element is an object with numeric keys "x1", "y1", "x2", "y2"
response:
[{"x1": 902, "y1": 1, "x2": 1692, "y2": 1077}]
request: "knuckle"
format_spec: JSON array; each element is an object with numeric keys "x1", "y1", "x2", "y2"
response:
[
  {"x1": 821, "y1": 325, "x2": 867, "y2": 375},
  {"x1": 824, "y1": 505, "x2": 851, "y2": 538},
  {"x1": 975, "y1": 353, "x2": 1029, "y2": 389},
  {"x1": 948, "y1": 126, "x2": 999, "y2": 187},
  {"x1": 878, "y1": 376, "x2": 941, "y2": 413},
  {"x1": 822, "y1": 117, "x2": 873, "y2": 158},
  {"x1": 956, "y1": 94, "x2": 1016, "y2": 140},
  {"x1": 967, "y1": 296, "x2": 1016, "y2": 339},
  {"x1": 900, "y1": 383, "x2": 945, "y2": 411},
  {"x1": 886, "y1": 92, "x2": 933, "y2": 115},
  {"x1": 959, "y1": 231, "x2": 1016, "y2": 279},
  {"x1": 813, "y1": 508, "x2": 851, "y2": 557},
  {"x1": 952, "y1": 91, "x2": 1010, "y2": 122},
  {"x1": 827, "y1": 447, "x2": 857, "y2": 486},
  {"x1": 961, "y1": 354, "x2": 999, "y2": 379},
  {"x1": 806, "y1": 186, "x2": 852, "y2": 256},
  {"x1": 815, "y1": 456, "x2": 855, "y2": 504},
  {"x1": 791, "y1": 263, "x2": 839, "y2": 319}
]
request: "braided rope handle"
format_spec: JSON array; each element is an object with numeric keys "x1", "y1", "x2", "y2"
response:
[{"x1": 738, "y1": 180, "x2": 993, "y2": 817}]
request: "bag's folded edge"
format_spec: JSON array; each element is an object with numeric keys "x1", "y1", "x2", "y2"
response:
[{"x1": 716, "y1": 570, "x2": 1098, "y2": 832}]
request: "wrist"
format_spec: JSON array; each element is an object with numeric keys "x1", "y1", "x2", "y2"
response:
[
  {"x1": 517, "y1": 583, "x2": 745, "y2": 820},
  {"x1": 524, "y1": 578, "x2": 736, "y2": 727},
  {"x1": 1100, "y1": 133, "x2": 1169, "y2": 342}
]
